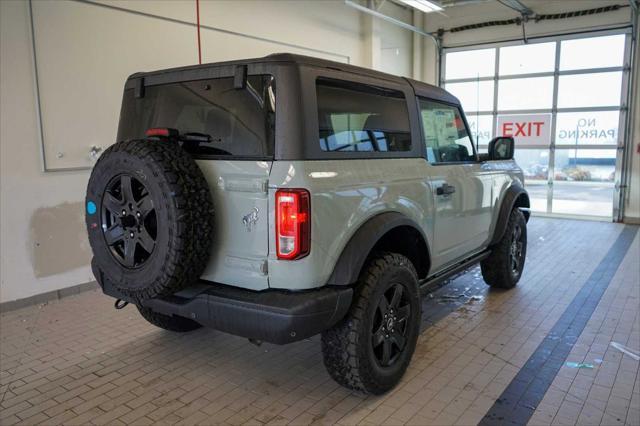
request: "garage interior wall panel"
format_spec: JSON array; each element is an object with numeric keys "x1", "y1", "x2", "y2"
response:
[
  {"x1": 31, "y1": 0, "x2": 357, "y2": 171},
  {"x1": 377, "y1": 1, "x2": 413, "y2": 78},
  {"x1": 1, "y1": 1, "x2": 96, "y2": 304},
  {"x1": 0, "y1": 0, "x2": 367, "y2": 304},
  {"x1": 32, "y1": 0, "x2": 198, "y2": 170}
]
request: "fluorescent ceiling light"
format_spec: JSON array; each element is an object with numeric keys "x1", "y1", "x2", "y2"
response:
[{"x1": 397, "y1": 0, "x2": 443, "y2": 13}]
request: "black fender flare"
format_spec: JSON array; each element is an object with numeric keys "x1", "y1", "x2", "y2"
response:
[
  {"x1": 490, "y1": 183, "x2": 530, "y2": 246},
  {"x1": 326, "y1": 212, "x2": 430, "y2": 286}
]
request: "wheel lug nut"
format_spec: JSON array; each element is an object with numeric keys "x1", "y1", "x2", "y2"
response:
[
  {"x1": 122, "y1": 209, "x2": 126, "y2": 215},
  {"x1": 130, "y1": 232, "x2": 134, "y2": 238},
  {"x1": 136, "y1": 212, "x2": 141, "y2": 217}
]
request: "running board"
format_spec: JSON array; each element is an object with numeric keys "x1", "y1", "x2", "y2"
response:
[{"x1": 419, "y1": 250, "x2": 490, "y2": 296}]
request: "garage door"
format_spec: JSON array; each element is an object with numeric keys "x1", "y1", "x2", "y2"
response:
[{"x1": 442, "y1": 30, "x2": 632, "y2": 220}]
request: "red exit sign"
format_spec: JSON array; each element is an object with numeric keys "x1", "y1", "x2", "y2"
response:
[
  {"x1": 497, "y1": 114, "x2": 551, "y2": 145},
  {"x1": 502, "y1": 121, "x2": 545, "y2": 137}
]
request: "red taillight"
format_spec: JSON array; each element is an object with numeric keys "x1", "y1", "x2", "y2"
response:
[
  {"x1": 145, "y1": 127, "x2": 178, "y2": 138},
  {"x1": 276, "y1": 189, "x2": 310, "y2": 260}
]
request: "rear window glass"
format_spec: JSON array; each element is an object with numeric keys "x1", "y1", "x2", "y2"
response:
[
  {"x1": 118, "y1": 75, "x2": 275, "y2": 158},
  {"x1": 316, "y1": 79, "x2": 411, "y2": 153}
]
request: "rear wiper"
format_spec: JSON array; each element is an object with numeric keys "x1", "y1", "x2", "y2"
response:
[
  {"x1": 145, "y1": 128, "x2": 233, "y2": 156},
  {"x1": 180, "y1": 132, "x2": 212, "y2": 143},
  {"x1": 179, "y1": 133, "x2": 233, "y2": 156}
]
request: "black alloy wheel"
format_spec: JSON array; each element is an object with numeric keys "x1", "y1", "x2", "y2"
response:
[
  {"x1": 509, "y1": 222, "x2": 524, "y2": 276},
  {"x1": 101, "y1": 174, "x2": 157, "y2": 268},
  {"x1": 480, "y1": 208, "x2": 527, "y2": 289},
  {"x1": 371, "y1": 282, "x2": 411, "y2": 368}
]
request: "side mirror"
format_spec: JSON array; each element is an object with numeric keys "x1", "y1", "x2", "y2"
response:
[{"x1": 488, "y1": 136, "x2": 514, "y2": 160}]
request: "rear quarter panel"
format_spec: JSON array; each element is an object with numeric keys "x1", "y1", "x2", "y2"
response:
[{"x1": 267, "y1": 159, "x2": 435, "y2": 290}]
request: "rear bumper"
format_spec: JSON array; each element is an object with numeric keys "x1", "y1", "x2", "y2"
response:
[{"x1": 94, "y1": 265, "x2": 352, "y2": 345}]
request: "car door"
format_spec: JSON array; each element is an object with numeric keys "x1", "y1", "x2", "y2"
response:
[{"x1": 417, "y1": 98, "x2": 493, "y2": 269}]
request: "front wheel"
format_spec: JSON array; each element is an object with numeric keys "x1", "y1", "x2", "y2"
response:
[
  {"x1": 481, "y1": 208, "x2": 527, "y2": 289},
  {"x1": 321, "y1": 253, "x2": 421, "y2": 395}
]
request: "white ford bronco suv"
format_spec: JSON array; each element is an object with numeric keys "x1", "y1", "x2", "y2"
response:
[{"x1": 86, "y1": 53, "x2": 529, "y2": 394}]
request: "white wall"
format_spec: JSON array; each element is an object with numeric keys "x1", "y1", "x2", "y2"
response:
[
  {"x1": 625, "y1": 19, "x2": 640, "y2": 223},
  {"x1": 0, "y1": 0, "x2": 415, "y2": 304}
]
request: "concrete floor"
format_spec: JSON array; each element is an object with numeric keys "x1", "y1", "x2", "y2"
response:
[{"x1": 1, "y1": 218, "x2": 638, "y2": 426}]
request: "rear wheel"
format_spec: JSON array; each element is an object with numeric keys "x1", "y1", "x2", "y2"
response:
[
  {"x1": 137, "y1": 306, "x2": 202, "y2": 332},
  {"x1": 321, "y1": 253, "x2": 420, "y2": 395},
  {"x1": 481, "y1": 208, "x2": 527, "y2": 289}
]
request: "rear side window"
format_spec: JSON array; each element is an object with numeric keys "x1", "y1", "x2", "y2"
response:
[
  {"x1": 316, "y1": 79, "x2": 411, "y2": 153},
  {"x1": 418, "y1": 99, "x2": 475, "y2": 163},
  {"x1": 118, "y1": 75, "x2": 276, "y2": 158}
]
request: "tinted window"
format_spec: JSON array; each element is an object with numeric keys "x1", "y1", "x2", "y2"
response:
[
  {"x1": 419, "y1": 99, "x2": 475, "y2": 163},
  {"x1": 316, "y1": 79, "x2": 411, "y2": 153},
  {"x1": 118, "y1": 75, "x2": 275, "y2": 158}
]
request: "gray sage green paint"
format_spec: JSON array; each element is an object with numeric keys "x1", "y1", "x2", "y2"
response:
[
  {"x1": 122, "y1": 53, "x2": 528, "y2": 292},
  {"x1": 196, "y1": 158, "x2": 524, "y2": 291}
]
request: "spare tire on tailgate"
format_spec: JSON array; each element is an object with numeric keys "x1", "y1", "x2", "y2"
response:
[{"x1": 85, "y1": 139, "x2": 214, "y2": 303}]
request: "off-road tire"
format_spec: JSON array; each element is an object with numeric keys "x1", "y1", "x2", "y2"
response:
[
  {"x1": 137, "y1": 306, "x2": 202, "y2": 332},
  {"x1": 481, "y1": 208, "x2": 527, "y2": 289},
  {"x1": 86, "y1": 139, "x2": 214, "y2": 303},
  {"x1": 321, "y1": 253, "x2": 421, "y2": 395}
]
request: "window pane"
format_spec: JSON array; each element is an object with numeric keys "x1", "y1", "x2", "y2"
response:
[
  {"x1": 560, "y1": 34, "x2": 625, "y2": 71},
  {"x1": 499, "y1": 42, "x2": 556, "y2": 75},
  {"x1": 498, "y1": 77, "x2": 553, "y2": 110},
  {"x1": 316, "y1": 80, "x2": 411, "y2": 152},
  {"x1": 552, "y1": 148, "x2": 616, "y2": 217},
  {"x1": 118, "y1": 75, "x2": 276, "y2": 158},
  {"x1": 465, "y1": 114, "x2": 493, "y2": 146},
  {"x1": 515, "y1": 148, "x2": 549, "y2": 213},
  {"x1": 557, "y1": 72, "x2": 622, "y2": 108},
  {"x1": 445, "y1": 48, "x2": 495, "y2": 79},
  {"x1": 516, "y1": 149, "x2": 549, "y2": 181},
  {"x1": 445, "y1": 80, "x2": 494, "y2": 112},
  {"x1": 555, "y1": 111, "x2": 620, "y2": 146},
  {"x1": 419, "y1": 99, "x2": 474, "y2": 163},
  {"x1": 554, "y1": 149, "x2": 616, "y2": 182}
]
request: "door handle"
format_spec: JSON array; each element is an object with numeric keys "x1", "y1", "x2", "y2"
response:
[{"x1": 436, "y1": 183, "x2": 456, "y2": 196}]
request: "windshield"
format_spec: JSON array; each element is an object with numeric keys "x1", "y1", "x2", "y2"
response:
[{"x1": 117, "y1": 75, "x2": 276, "y2": 158}]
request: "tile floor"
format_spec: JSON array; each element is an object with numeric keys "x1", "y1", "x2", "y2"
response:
[{"x1": 0, "y1": 217, "x2": 638, "y2": 425}]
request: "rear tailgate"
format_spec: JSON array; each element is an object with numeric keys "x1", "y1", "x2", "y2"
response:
[
  {"x1": 117, "y1": 71, "x2": 277, "y2": 290},
  {"x1": 198, "y1": 160, "x2": 271, "y2": 290}
]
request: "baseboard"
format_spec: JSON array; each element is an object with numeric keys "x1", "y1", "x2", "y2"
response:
[
  {"x1": 623, "y1": 216, "x2": 640, "y2": 225},
  {"x1": 0, "y1": 281, "x2": 99, "y2": 313}
]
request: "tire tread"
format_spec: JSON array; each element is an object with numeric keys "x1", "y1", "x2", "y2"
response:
[
  {"x1": 88, "y1": 139, "x2": 214, "y2": 303},
  {"x1": 481, "y1": 208, "x2": 527, "y2": 289},
  {"x1": 321, "y1": 252, "x2": 418, "y2": 394}
]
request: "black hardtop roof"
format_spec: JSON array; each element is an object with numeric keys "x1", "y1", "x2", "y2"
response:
[{"x1": 128, "y1": 53, "x2": 459, "y2": 105}]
